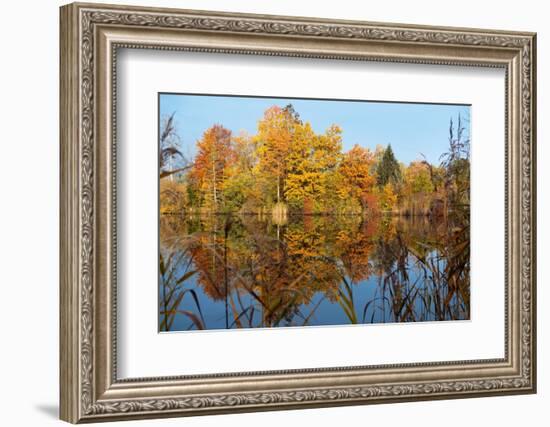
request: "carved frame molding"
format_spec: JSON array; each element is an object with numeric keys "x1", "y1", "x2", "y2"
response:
[{"x1": 60, "y1": 2, "x2": 536, "y2": 423}]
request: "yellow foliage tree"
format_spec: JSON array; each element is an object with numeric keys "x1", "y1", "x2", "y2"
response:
[
  {"x1": 376, "y1": 183, "x2": 398, "y2": 212},
  {"x1": 255, "y1": 106, "x2": 296, "y2": 204},
  {"x1": 284, "y1": 123, "x2": 342, "y2": 212}
]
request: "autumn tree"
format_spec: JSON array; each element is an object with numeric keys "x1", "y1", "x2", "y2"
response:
[
  {"x1": 284, "y1": 123, "x2": 342, "y2": 211},
  {"x1": 337, "y1": 145, "x2": 377, "y2": 211},
  {"x1": 376, "y1": 183, "x2": 398, "y2": 212},
  {"x1": 374, "y1": 144, "x2": 385, "y2": 164},
  {"x1": 404, "y1": 162, "x2": 434, "y2": 194},
  {"x1": 223, "y1": 132, "x2": 262, "y2": 212},
  {"x1": 232, "y1": 131, "x2": 257, "y2": 172},
  {"x1": 255, "y1": 106, "x2": 299, "y2": 205},
  {"x1": 189, "y1": 125, "x2": 234, "y2": 211}
]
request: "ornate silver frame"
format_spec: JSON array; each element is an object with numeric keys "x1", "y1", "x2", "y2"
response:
[{"x1": 60, "y1": 2, "x2": 537, "y2": 423}]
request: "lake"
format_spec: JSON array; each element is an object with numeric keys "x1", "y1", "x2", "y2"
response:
[{"x1": 159, "y1": 212, "x2": 470, "y2": 332}]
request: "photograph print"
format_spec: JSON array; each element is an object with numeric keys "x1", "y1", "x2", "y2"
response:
[{"x1": 158, "y1": 94, "x2": 471, "y2": 332}]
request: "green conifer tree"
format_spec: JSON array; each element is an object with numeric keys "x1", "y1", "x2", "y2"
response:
[{"x1": 376, "y1": 144, "x2": 401, "y2": 186}]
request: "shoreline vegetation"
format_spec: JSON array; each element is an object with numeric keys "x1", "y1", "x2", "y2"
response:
[{"x1": 159, "y1": 104, "x2": 470, "y2": 221}]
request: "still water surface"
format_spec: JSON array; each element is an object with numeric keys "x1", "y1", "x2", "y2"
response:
[{"x1": 159, "y1": 213, "x2": 469, "y2": 332}]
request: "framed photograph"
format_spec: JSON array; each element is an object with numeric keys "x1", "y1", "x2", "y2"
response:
[{"x1": 60, "y1": 2, "x2": 537, "y2": 423}]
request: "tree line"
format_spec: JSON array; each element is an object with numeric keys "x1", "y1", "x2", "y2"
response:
[{"x1": 160, "y1": 104, "x2": 470, "y2": 218}]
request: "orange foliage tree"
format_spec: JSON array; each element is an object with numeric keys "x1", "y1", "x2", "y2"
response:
[
  {"x1": 337, "y1": 144, "x2": 377, "y2": 211},
  {"x1": 188, "y1": 125, "x2": 235, "y2": 211}
]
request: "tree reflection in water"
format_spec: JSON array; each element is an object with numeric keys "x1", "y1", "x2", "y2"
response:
[{"x1": 159, "y1": 211, "x2": 469, "y2": 332}]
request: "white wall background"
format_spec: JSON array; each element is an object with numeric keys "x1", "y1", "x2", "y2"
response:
[{"x1": 0, "y1": 0, "x2": 545, "y2": 425}]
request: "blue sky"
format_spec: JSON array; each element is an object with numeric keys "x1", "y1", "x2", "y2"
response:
[{"x1": 159, "y1": 93, "x2": 470, "y2": 165}]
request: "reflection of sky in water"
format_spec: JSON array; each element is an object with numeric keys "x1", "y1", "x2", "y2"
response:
[{"x1": 159, "y1": 215, "x2": 468, "y2": 332}]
